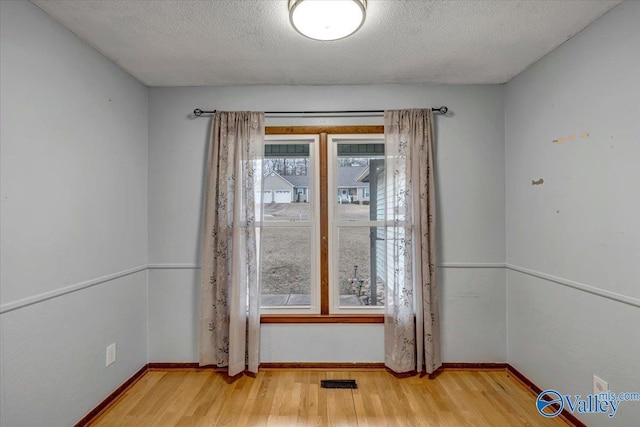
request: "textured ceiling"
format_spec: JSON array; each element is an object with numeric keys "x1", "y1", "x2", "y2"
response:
[{"x1": 31, "y1": 0, "x2": 621, "y2": 86}]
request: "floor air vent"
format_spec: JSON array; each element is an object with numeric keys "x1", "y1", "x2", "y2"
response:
[{"x1": 321, "y1": 379, "x2": 358, "y2": 389}]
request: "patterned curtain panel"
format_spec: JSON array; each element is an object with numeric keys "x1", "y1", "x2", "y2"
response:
[
  {"x1": 199, "y1": 111, "x2": 264, "y2": 376},
  {"x1": 384, "y1": 109, "x2": 441, "y2": 374}
]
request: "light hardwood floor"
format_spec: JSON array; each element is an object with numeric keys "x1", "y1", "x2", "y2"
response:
[{"x1": 90, "y1": 369, "x2": 570, "y2": 426}]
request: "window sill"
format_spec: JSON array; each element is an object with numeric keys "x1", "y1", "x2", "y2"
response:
[{"x1": 260, "y1": 314, "x2": 384, "y2": 324}]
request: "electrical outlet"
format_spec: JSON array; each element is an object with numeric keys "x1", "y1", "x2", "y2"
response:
[
  {"x1": 593, "y1": 375, "x2": 608, "y2": 395},
  {"x1": 106, "y1": 343, "x2": 116, "y2": 367}
]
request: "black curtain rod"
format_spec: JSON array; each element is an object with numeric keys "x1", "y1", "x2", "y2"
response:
[{"x1": 192, "y1": 106, "x2": 448, "y2": 118}]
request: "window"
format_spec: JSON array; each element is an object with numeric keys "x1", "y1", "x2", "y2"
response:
[
  {"x1": 260, "y1": 127, "x2": 384, "y2": 322},
  {"x1": 260, "y1": 135, "x2": 319, "y2": 314},
  {"x1": 329, "y1": 135, "x2": 385, "y2": 314}
]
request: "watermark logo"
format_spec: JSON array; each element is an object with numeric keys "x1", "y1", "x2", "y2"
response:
[
  {"x1": 536, "y1": 389, "x2": 640, "y2": 419},
  {"x1": 536, "y1": 390, "x2": 564, "y2": 417}
]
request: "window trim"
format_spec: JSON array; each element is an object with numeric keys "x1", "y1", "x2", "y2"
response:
[{"x1": 261, "y1": 126, "x2": 384, "y2": 323}]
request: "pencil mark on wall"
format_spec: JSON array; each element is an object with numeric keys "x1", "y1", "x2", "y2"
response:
[
  {"x1": 532, "y1": 178, "x2": 544, "y2": 186},
  {"x1": 454, "y1": 291, "x2": 480, "y2": 300},
  {"x1": 553, "y1": 131, "x2": 589, "y2": 144}
]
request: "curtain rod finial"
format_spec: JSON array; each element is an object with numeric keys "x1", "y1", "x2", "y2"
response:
[{"x1": 194, "y1": 108, "x2": 203, "y2": 116}]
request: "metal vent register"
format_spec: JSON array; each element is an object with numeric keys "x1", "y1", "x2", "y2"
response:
[{"x1": 321, "y1": 379, "x2": 358, "y2": 389}]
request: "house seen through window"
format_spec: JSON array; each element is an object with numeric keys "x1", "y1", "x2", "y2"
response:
[{"x1": 260, "y1": 131, "x2": 385, "y2": 317}]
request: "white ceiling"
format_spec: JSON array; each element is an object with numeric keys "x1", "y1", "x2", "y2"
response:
[{"x1": 32, "y1": 0, "x2": 622, "y2": 86}]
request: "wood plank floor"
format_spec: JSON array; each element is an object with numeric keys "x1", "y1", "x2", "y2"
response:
[{"x1": 90, "y1": 369, "x2": 570, "y2": 426}]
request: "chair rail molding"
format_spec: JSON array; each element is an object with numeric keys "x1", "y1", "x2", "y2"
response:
[
  {"x1": 506, "y1": 263, "x2": 640, "y2": 309},
  {"x1": 4, "y1": 262, "x2": 637, "y2": 314},
  {"x1": 0, "y1": 265, "x2": 148, "y2": 314}
]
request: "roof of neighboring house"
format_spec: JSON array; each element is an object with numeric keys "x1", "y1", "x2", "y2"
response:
[
  {"x1": 355, "y1": 161, "x2": 384, "y2": 183},
  {"x1": 265, "y1": 166, "x2": 369, "y2": 188},
  {"x1": 263, "y1": 171, "x2": 294, "y2": 189},
  {"x1": 282, "y1": 175, "x2": 309, "y2": 188},
  {"x1": 337, "y1": 166, "x2": 368, "y2": 188},
  {"x1": 355, "y1": 167, "x2": 370, "y2": 183}
]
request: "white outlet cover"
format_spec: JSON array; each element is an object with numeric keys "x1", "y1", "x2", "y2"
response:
[
  {"x1": 106, "y1": 343, "x2": 117, "y2": 367},
  {"x1": 593, "y1": 375, "x2": 608, "y2": 395}
]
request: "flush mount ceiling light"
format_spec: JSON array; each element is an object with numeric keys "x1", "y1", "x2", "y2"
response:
[{"x1": 288, "y1": 0, "x2": 367, "y2": 41}]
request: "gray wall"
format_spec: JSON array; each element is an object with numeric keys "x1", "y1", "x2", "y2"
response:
[
  {"x1": 505, "y1": 1, "x2": 640, "y2": 426},
  {"x1": 147, "y1": 84, "x2": 506, "y2": 363},
  {"x1": 0, "y1": 1, "x2": 148, "y2": 426},
  {"x1": 7, "y1": 0, "x2": 638, "y2": 424}
]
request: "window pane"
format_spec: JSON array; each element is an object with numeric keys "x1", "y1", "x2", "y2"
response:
[
  {"x1": 336, "y1": 226, "x2": 385, "y2": 307},
  {"x1": 263, "y1": 144, "x2": 311, "y2": 221},
  {"x1": 261, "y1": 226, "x2": 311, "y2": 307},
  {"x1": 335, "y1": 154, "x2": 384, "y2": 221}
]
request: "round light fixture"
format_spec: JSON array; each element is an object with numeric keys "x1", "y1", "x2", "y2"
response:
[{"x1": 288, "y1": 0, "x2": 367, "y2": 41}]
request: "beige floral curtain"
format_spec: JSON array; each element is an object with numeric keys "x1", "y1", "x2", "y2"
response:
[
  {"x1": 384, "y1": 109, "x2": 441, "y2": 374},
  {"x1": 199, "y1": 111, "x2": 264, "y2": 376}
]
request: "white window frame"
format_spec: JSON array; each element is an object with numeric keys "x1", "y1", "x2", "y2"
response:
[
  {"x1": 260, "y1": 135, "x2": 321, "y2": 314},
  {"x1": 328, "y1": 134, "x2": 385, "y2": 314}
]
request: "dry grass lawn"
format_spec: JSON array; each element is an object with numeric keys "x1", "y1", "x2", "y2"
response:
[{"x1": 261, "y1": 203, "x2": 380, "y2": 299}]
